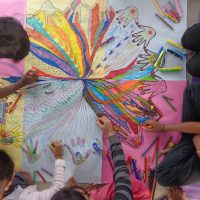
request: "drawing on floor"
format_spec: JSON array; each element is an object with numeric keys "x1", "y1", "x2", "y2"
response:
[{"x1": 0, "y1": 0, "x2": 187, "y2": 183}]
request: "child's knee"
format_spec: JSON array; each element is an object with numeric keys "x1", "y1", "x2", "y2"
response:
[
  {"x1": 154, "y1": 166, "x2": 171, "y2": 187},
  {"x1": 186, "y1": 59, "x2": 200, "y2": 76},
  {"x1": 181, "y1": 32, "x2": 190, "y2": 49}
]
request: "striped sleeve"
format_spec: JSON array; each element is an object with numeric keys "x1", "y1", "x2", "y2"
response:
[{"x1": 109, "y1": 135, "x2": 133, "y2": 200}]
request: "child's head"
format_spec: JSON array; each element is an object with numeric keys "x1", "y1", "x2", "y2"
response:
[
  {"x1": 0, "y1": 150, "x2": 15, "y2": 193},
  {"x1": 0, "y1": 17, "x2": 30, "y2": 62},
  {"x1": 51, "y1": 186, "x2": 92, "y2": 200}
]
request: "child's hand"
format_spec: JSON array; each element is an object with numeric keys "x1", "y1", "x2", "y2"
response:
[
  {"x1": 49, "y1": 141, "x2": 63, "y2": 159},
  {"x1": 143, "y1": 120, "x2": 164, "y2": 132},
  {"x1": 96, "y1": 115, "x2": 115, "y2": 137},
  {"x1": 66, "y1": 177, "x2": 77, "y2": 187},
  {"x1": 20, "y1": 70, "x2": 38, "y2": 86}
]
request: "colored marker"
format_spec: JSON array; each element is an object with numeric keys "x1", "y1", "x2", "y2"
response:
[
  {"x1": 154, "y1": 49, "x2": 165, "y2": 67},
  {"x1": 173, "y1": 0, "x2": 182, "y2": 17},
  {"x1": 160, "y1": 50, "x2": 166, "y2": 66},
  {"x1": 41, "y1": 168, "x2": 54, "y2": 177},
  {"x1": 158, "y1": 66, "x2": 183, "y2": 72},
  {"x1": 168, "y1": 1, "x2": 179, "y2": 16},
  {"x1": 153, "y1": 47, "x2": 164, "y2": 63},
  {"x1": 8, "y1": 93, "x2": 22, "y2": 114},
  {"x1": 167, "y1": 39, "x2": 183, "y2": 49},
  {"x1": 163, "y1": 5, "x2": 179, "y2": 21},
  {"x1": 169, "y1": 9, "x2": 180, "y2": 20},
  {"x1": 155, "y1": 14, "x2": 174, "y2": 31},
  {"x1": 165, "y1": 12, "x2": 179, "y2": 23},
  {"x1": 143, "y1": 124, "x2": 153, "y2": 129},
  {"x1": 36, "y1": 170, "x2": 46, "y2": 182},
  {"x1": 168, "y1": 48, "x2": 186, "y2": 59},
  {"x1": 167, "y1": 49, "x2": 182, "y2": 60},
  {"x1": 152, "y1": 0, "x2": 165, "y2": 17},
  {"x1": 100, "y1": 36, "x2": 115, "y2": 47},
  {"x1": 162, "y1": 95, "x2": 177, "y2": 111},
  {"x1": 167, "y1": 49, "x2": 185, "y2": 60},
  {"x1": 142, "y1": 137, "x2": 159, "y2": 157}
]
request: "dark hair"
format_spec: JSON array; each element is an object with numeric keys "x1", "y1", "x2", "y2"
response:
[
  {"x1": 0, "y1": 17, "x2": 30, "y2": 61},
  {"x1": 51, "y1": 186, "x2": 87, "y2": 200},
  {"x1": 0, "y1": 150, "x2": 14, "y2": 182}
]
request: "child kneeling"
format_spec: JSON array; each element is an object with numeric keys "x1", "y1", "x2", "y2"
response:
[{"x1": 0, "y1": 141, "x2": 68, "y2": 200}]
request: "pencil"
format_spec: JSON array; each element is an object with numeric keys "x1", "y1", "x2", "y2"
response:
[
  {"x1": 155, "y1": 14, "x2": 174, "y2": 31},
  {"x1": 1, "y1": 102, "x2": 6, "y2": 125},
  {"x1": 131, "y1": 159, "x2": 140, "y2": 180},
  {"x1": 33, "y1": 171, "x2": 36, "y2": 183},
  {"x1": 159, "y1": 136, "x2": 173, "y2": 158},
  {"x1": 107, "y1": 154, "x2": 114, "y2": 171},
  {"x1": 8, "y1": 93, "x2": 22, "y2": 114},
  {"x1": 162, "y1": 95, "x2": 177, "y2": 111},
  {"x1": 151, "y1": 139, "x2": 159, "y2": 164},
  {"x1": 156, "y1": 145, "x2": 159, "y2": 167},
  {"x1": 151, "y1": 178, "x2": 157, "y2": 200},
  {"x1": 152, "y1": 0, "x2": 165, "y2": 17},
  {"x1": 36, "y1": 170, "x2": 47, "y2": 182},
  {"x1": 145, "y1": 157, "x2": 148, "y2": 183},
  {"x1": 141, "y1": 136, "x2": 159, "y2": 157},
  {"x1": 41, "y1": 168, "x2": 54, "y2": 177}
]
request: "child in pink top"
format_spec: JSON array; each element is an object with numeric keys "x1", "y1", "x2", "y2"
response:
[{"x1": 90, "y1": 176, "x2": 151, "y2": 200}]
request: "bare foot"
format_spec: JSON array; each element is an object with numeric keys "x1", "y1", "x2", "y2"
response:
[
  {"x1": 167, "y1": 187, "x2": 188, "y2": 200},
  {"x1": 193, "y1": 135, "x2": 200, "y2": 158}
]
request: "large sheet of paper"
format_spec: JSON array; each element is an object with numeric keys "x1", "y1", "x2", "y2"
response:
[{"x1": 0, "y1": 0, "x2": 187, "y2": 185}]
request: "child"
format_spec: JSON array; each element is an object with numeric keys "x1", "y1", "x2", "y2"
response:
[
  {"x1": 51, "y1": 116, "x2": 151, "y2": 200},
  {"x1": 0, "y1": 150, "x2": 15, "y2": 200},
  {"x1": 0, "y1": 17, "x2": 38, "y2": 97},
  {"x1": 143, "y1": 85, "x2": 200, "y2": 187},
  {"x1": 0, "y1": 17, "x2": 29, "y2": 61},
  {"x1": 1, "y1": 141, "x2": 68, "y2": 200}
]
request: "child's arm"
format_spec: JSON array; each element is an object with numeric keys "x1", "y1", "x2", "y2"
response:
[
  {"x1": 0, "y1": 70, "x2": 37, "y2": 98},
  {"x1": 19, "y1": 142, "x2": 66, "y2": 200},
  {"x1": 109, "y1": 134, "x2": 133, "y2": 200},
  {"x1": 144, "y1": 120, "x2": 200, "y2": 134},
  {"x1": 97, "y1": 116, "x2": 133, "y2": 200}
]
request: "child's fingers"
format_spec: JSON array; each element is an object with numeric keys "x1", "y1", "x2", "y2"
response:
[{"x1": 96, "y1": 119, "x2": 104, "y2": 128}]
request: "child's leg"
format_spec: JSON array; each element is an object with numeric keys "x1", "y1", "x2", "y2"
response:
[
  {"x1": 186, "y1": 52, "x2": 200, "y2": 76},
  {"x1": 155, "y1": 84, "x2": 200, "y2": 186},
  {"x1": 155, "y1": 138, "x2": 200, "y2": 186},
  {"x1": 181, "y1": 23, "x2": 200, "y2": 51}
]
